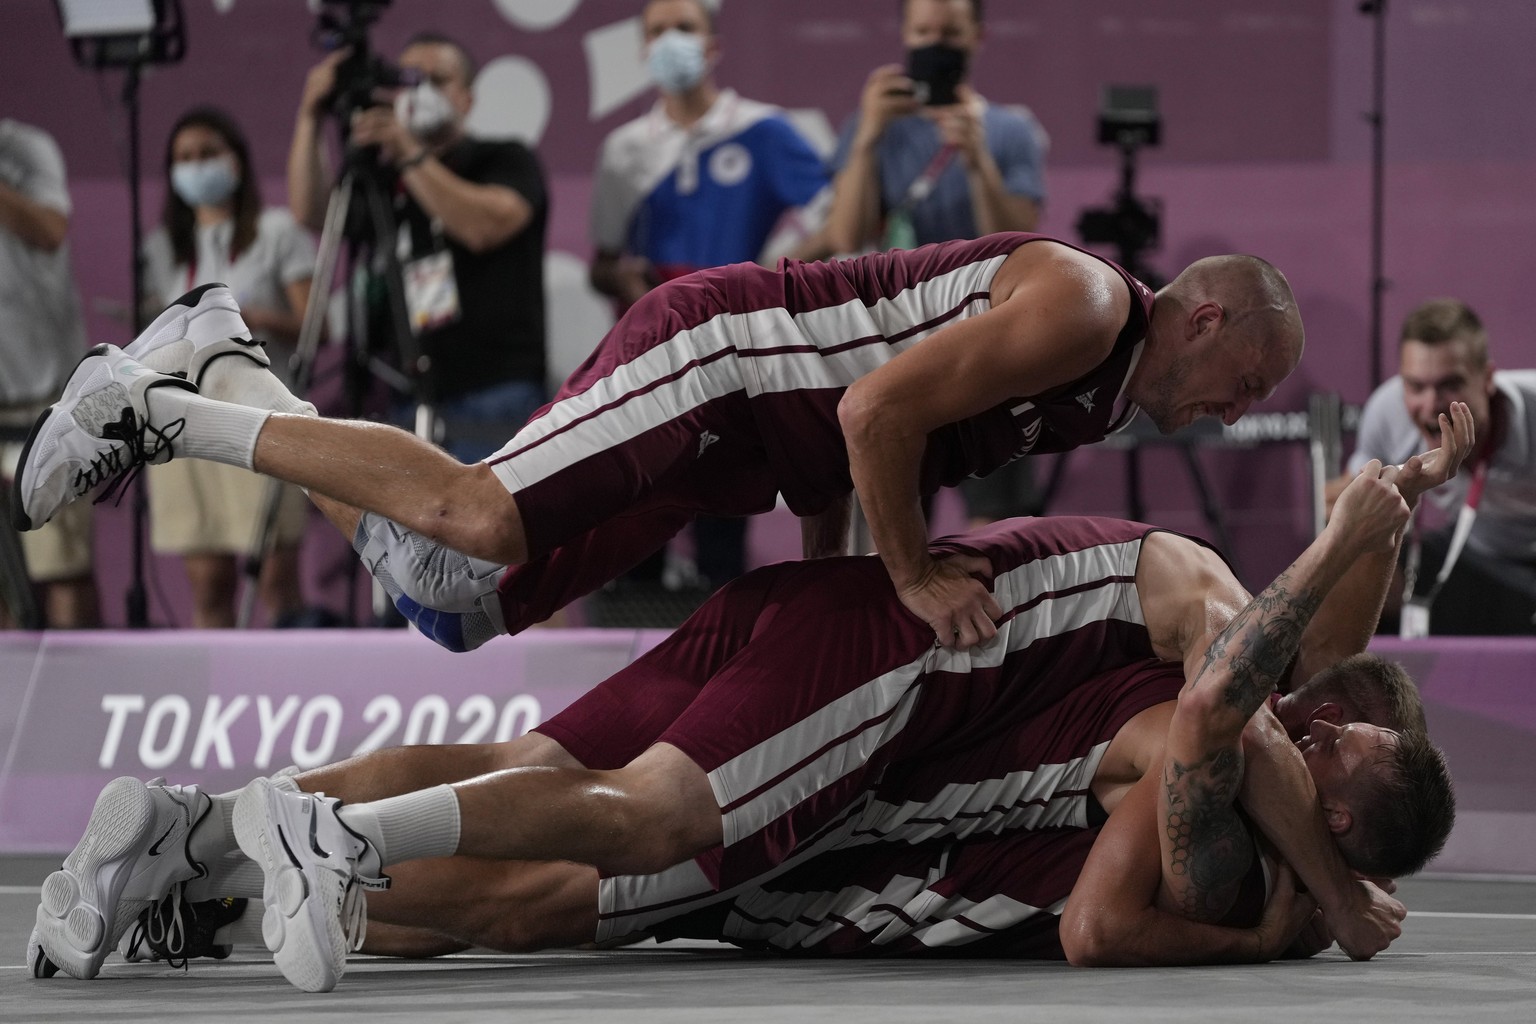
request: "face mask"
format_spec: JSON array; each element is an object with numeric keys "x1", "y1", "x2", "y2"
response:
[
  {"x1": 170, "y1": 156, "x2": 239, "y2": 208},
  {"x1": 395, "y1": 81, "x2": 458, "y2": 142},
  {"x1": 906, "y1": 43, "x2": 968, "y2": 106},
  {"x1": 647, "y1": 29, "x2": 708, "y2": 95}
]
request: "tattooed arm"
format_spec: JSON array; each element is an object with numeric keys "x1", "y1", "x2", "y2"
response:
[
  {"x1": 1156, "y1": 464, "x2": 1410, "y2": 946},
  {"x1": 1061, "y1": 773, "x2": 1316, "y2": 966}
]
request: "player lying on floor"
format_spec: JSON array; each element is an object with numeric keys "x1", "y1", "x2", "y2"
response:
[{"x1": 29, "y1": 414, "x2": 1467, "y2": 988}]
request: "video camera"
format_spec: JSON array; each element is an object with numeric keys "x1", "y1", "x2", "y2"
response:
[
  {"x1": 311, "y1": 0, "x2": 417, "y2": 122},
  {"x1": 1076, "y1": 84, "x2": 1164, "y2": 286}
]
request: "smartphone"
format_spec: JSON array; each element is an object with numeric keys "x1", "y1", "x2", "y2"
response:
[{"x1": 906, "y1": 44, "x2": 967, "y2": 106}]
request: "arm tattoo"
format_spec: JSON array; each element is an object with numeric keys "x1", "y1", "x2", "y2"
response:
[
  {"x1": 1163, "y1": 748, "x2": 1254, "y2": 922},
  {"x1": 1193, "y1": 570, "x2": 1325, "y2": 719}
]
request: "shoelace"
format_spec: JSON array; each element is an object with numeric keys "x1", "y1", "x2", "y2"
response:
[
  {"x1": 339, "y1": 873, "x2": 388, "y2": 954},
  {"x1": 123, "y1": 883, "x2": 191, "y2": 967},
  {"x1": 83, "y1": 406, "x2": 186, "y2": 508}
]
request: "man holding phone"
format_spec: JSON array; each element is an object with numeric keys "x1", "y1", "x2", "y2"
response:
[{"x1": 818, "y1": 0, "x2": 1046, "y2": 256}]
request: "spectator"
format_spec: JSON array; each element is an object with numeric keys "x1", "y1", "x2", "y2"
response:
[
  {"x1": 142, "y1": 107, "x2": 318, "y2": 628},
  {"x1": 1328, "y1": 298, "x2": 1536, "y2": 634},
  {"x1": 820, "y1": 0, "x2": 1050, "y2": 527},
  {"x1": 289, "y1": 31, "x2": 549, "y2": 463},
  {"x1": 589, "y1": 0, "x2": 829, "y2": 588},
  {"x1": 0, "y1": 117, "x2": 98, "y2": 628}
]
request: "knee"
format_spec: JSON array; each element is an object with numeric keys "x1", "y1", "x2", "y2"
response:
[{"x1": 597, "y1": 759, "x2": 718, "y2": 875}]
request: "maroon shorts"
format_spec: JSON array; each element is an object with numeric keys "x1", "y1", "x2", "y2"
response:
[{"x1": 533, "y1": 521, "x2": 1185, "y2": 935}]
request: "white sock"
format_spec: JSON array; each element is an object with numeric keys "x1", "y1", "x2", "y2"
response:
[
  {"x1": 337, "y1": 785, "x2": 461, "y2": 868},
  {"x1": 137, "y1": 339, "x2": 192, "y2": 377},
  {"x1": 200, "y1": 354, "x2": 316, "y2": 417},
  {"x1": 145, "y1": 387, "x2": 270, "y2": 470}
]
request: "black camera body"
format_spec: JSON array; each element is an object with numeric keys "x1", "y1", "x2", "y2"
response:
[
  {"x1": 906, "y1": 44, "x2": 968, "y2": 106},
  {"x1": 312, "y1": 0, "x2": 415, "y2": 121},
  {"x1": 1076, "y1": 84, "x2": 1164, "y2": 285}
]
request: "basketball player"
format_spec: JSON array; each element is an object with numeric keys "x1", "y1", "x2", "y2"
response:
[
  {"x1": 13, "y1": 233, "x2": 1302, "y2": 650},
  {"x1": 29, "y1": 422, "x2": 1468, "y2": 988}
]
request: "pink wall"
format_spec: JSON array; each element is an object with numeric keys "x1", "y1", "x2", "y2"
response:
[{"x1": 6, "y1": 1, "x2": 1535, "y2": 619}]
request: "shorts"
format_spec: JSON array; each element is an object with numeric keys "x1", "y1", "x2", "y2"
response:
[{"x1": 149, "y1": 457, "x2": 309, "y2": 556}]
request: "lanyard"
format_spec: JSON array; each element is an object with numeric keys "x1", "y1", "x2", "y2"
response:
[
  {"x1": 1402, "y1": 453, "x2": 1490, "y2": 606},
  {"x1": 896, "y1": 144, "x2": 957, "y2": 212}
]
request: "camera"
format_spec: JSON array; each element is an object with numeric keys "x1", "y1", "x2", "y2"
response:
[
  {"x1": 1076, "y1": 84, "x2": 1164, "y2": 285},
  {"x1": 311, "y1": 0, "x2": 416, "y2": 121}
]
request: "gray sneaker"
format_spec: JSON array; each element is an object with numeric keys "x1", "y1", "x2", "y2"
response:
[
  {"x1": 232, "y1": 777, "x2": 388, "y2": 993},
  {"x1": 29, "y1": 777, "x2": 210, "y2": 980},
  {"x1": 124, "y1": 282, "x2": 269, "y2": 386},
  {"x1": 10, "y1": 344, "x2": 195, "y2": 531}
]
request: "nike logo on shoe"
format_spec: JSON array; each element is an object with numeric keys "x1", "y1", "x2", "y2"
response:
[{"x1": 146, "y1": 821, "x2": 180, "y2": 858}]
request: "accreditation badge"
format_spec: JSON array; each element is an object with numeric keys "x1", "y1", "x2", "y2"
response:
[
  {"x1": 1399, "y1": 597, "x2": 1431, "y2": 639},
  {"x1": 403, "y1": 249, "x2": 461, "y2": 335}
]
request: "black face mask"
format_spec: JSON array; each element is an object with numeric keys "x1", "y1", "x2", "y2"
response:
[{"x1": 906, "y1": 43, "x2": 968, "y2": 106}]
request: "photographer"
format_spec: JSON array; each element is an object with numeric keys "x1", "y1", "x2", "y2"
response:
[
  {"x1": 822, "y1": 0, "x2": 1049, "y2": 527},
  {"x1": 288, "y1": 30, "x2": 548, "y2": 463},
  {"x1": 821, "y1": 0, "x2": 1045, "y2": 256}
]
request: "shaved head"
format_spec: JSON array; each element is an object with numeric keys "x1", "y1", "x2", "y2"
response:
[{"x1": 1166, "y1": 254, "x2": 1304, "y2": 367}]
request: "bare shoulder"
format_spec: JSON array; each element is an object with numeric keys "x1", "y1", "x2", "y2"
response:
[
  {"x1": 1135, "y1": 531, "x2": 1248, "y2": 662},
  {"x1": 971, "y1": 241, "x2": 1131, "y2": 382},
  {"x1": 991, "y1": 240, "x2": 1132, "y2": 324}
]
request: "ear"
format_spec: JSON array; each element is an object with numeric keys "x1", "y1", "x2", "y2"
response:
[
  {"x1": 1321, "y1": 800, "x2": 1353, "y2": 836},
  {"x1": 1309, "y1": 702, "x2": 1345, "y2": 727},
  {"x1": 1189, "y1": 300, "x2": 1224, "y2": 339}
]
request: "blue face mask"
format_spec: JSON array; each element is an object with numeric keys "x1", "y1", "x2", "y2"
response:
[
  {"x1": 647, "y1": 29, "x2": 708, "y2": 95},
  {"x1": 170, "y1": 157, "x2": 239, "y2": 208}
]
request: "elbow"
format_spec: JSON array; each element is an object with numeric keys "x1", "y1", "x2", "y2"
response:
[
  {"x1": 836, "y1": 382, "x2": 878, "y2": 448},
  {"x1": 1059, "y1": 910, "x2": 1118, "y2": 968}
]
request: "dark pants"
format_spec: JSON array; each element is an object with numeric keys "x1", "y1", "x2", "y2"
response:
[{"x1": 1390, "y1": 531, "x2": 1536, "y2": 635}]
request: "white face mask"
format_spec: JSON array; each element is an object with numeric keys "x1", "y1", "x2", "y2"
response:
[
  {"x1": 647, "y1": 29, "x2": 708, "y2": 95},
  {"x1": 170, "y1": 156, "x2": 239, "y2": 208},
  {"x1": 395, "y1": 81, "x2": 458, "y2": 142}
]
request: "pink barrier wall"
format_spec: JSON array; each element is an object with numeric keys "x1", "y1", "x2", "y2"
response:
[{"x1": 2, "y1": 631, "x2": 1533, "y2": 875}]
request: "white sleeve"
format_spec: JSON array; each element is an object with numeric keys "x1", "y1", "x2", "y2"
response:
[{"x1": 588, "y1": 134, "x2": 640, "y2": 253}]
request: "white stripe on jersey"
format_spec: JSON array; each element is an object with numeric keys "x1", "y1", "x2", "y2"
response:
[
  {"x1": 854, "y1": 742, "x2": 1108, "y2": 844},
  {"x1": 596, "y1": 857, "x2": 716, "y2": 942},
  {"x1": 488, "y1": 310, "x2": 743, "y2": 490},
  {"x1": 713, "y1": 538, "x2": 1146, "y2": 844},
  {"x1": 713, "y1": 656, "x2": 930, "y2": 847},
  {"x1": 487, "y1": 255, "x2": 1005, "y2": 493},
  {"x1": 720, "y1": 871, "x2": 1062, "y2": 951},
  {"x1": 909, "y1": 892, "x2": 1066, "y2": 949}
]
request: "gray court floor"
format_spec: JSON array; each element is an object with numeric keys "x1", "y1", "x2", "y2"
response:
[{"x1": 1, "y1": 857, "x2": 1532, "y2": 1024}]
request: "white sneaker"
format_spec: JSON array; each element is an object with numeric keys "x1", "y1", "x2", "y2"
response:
[
  {"x1": 124, "y1": 282, "x2": 269, "y2": 386},
  {"x1": 29, "y1": 777, "x2": 210, "y2": 980},
  {"x1": 232, "y1": 777, "x2": 388, "y2": 993},
  {"x1": 9, "y1": 344, "x2": 195, "y2": 532}
]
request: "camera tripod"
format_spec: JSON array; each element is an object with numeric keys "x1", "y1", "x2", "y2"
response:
[{"x1": 235, "y1": 152, "x2": 436, "y2": 628}]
